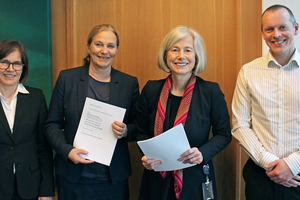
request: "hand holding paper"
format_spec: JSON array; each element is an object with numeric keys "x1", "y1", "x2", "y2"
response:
[
  {"x1": 68, "y1": 148, "x2": 94, "y2": 164},
  {"x1": 137, "y1": 124, "x2": 196, "y2": 171},
  {"x1": 73, "y1": 97, "x2": 126, "y2": 166},
  {"x1": 141, "y1": 156, "x2": 162, "y2": 170},
  {"x1": 178, "y1": 147, "x2": 203, "y2": 165},
  {"x1": 112, "y1": 121, "x2": 128, "y2": 139}
]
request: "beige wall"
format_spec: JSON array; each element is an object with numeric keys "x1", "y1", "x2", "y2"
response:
[{"x1": 51, "y1": 0, "x2": 262, "y2": 199}]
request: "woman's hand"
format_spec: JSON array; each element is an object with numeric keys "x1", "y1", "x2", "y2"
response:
[
  {"x1": 178, "y1": 147, "x2": 203, "y2": 165},
  {"x1": 112, "y1": 121, "x2": 127, "y2": 139},
  {"x1": 141, "y1": 156, "x2": 162, "y2": 170},
  {"x1": 68, "y1": 148, "x2": 94, "y2": 164}
]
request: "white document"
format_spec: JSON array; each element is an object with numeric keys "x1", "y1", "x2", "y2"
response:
[
  {"x1": 73, "y1": 97, "x2": 126, "y2": 166},
  {"x1": 137, "y1": 124, "x2": 196, "y2": 171}
]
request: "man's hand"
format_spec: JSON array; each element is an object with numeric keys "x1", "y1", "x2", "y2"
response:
[{"x1": 265, "y1": 159, "x2": 300, "y2": 187}]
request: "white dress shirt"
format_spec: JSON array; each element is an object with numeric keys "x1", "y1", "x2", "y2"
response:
[
  {"x1": 0, "y1": 84, "x2": 29, "y2": 133},
  {"x1": 232, "y1": 49, "x2": 300, "y2": 176}
]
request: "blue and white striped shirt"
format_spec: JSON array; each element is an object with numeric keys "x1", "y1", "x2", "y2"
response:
[{"x1": 232, "y1": 49, "x2": 300, "y2": 176}]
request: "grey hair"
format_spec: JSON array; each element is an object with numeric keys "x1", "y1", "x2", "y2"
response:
[{"x1": 157, "y1": 26, "x2": 207, "y2": 74}]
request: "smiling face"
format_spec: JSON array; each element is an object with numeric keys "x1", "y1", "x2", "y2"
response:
[
  {"x1": 87, "y1": 30, "x2": 118, "y2": 70},
  {"x1": 166, "y1": 35, "x2": 196, "y2": 78},
  {"x1": 262, "y1": 8, "x2": 299, "y2": 64},
  {"x1": 0, "y1": 50, "x2": 22, "y2": 88}
]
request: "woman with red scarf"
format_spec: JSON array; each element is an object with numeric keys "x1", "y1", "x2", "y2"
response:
[{"x1": 136, "y1": 26, "x2": 231, "y2": 200}]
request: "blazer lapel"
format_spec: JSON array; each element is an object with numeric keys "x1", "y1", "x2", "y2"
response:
[
  {"x1": 109, "y1": 67, "x2": 119, "y2": 106},
  {"x1": 13, "y1": 92, "x2": 28, "y2": 136},
  {"x1": 77, "y1": 66, "x2": 89, "y2": 116},
  {"x1": 0, "y1": 103, "x2": 13, "y2": 140}
]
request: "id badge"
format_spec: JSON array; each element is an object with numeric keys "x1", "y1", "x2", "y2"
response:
[{"x1": 202, "y1": 181, "x2": 214, "y2": 200}]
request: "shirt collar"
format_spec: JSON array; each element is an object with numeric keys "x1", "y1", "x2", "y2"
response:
[
  {"x1": 0, "y1": 84, "x2": 29, "y2": 101},
  {"x1": 17, "y1": 83, "x2": 29, "y2": 94},
  {"x1": 266, "y1": 48, "x2": 300, "y2": 68}
]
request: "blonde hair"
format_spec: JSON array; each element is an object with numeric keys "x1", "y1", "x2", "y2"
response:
[
  {"x1": 157, "y1": 26, "x2": 207, "y2": 74},
  {"x1": 83, "y1": 24, "x2": 119, "y2": 65}
]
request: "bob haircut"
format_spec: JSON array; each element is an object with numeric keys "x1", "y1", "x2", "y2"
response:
[
  {"x1": 83, "y1": 24, "x2": 120, "y2": 66},
  {"x1": 0, "y1": 40, "x2": 28, "y2": 83},
  {"x1": 157, "y1": 26, "x2": 207, "y2": 74},
  {"x1": 261, "y1": 4, "x2": 297, "y2": 31}
]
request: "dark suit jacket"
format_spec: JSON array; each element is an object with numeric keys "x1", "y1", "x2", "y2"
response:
[
  {"x1": 45, "y1": 66, "x2": 139, "y2": 184},
  {"x1": 136, "y1": 76, "x2": 232, "y2": 200},
  {"x1": 0, "y1": 86, "x2": 54, "y2": 199}
]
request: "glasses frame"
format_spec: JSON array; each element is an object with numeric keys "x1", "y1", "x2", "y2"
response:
[{"x1": 0, "y1": 60, "x2": 24, "y2": 71}]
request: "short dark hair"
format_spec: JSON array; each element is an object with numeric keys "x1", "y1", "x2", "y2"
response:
[
  {"x1": 83, "y1": 24, "x2": 119, "y2": 66},
  {"x1": 261, "y1": 4, "x2": 297, "y2": 31},
  {"x1": 0, "y1": 40, "x2": 28, "y2": 83}
]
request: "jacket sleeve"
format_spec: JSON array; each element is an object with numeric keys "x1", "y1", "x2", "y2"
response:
[
  {"x1": 37, "y1": 90, "x2": 55, "y2": 196},
  {"x1": 124, "y1": 77, "x2": 140, "y2": 142},
  {"x1": 198, "y1": 83, "x2": 232, "y2": 164},
  {"x1": 135, "y1": 80, "x2": 165, "y2": 142},
  {"x1": 44, "y1": 71, "x2": 74, "y2": 162}
]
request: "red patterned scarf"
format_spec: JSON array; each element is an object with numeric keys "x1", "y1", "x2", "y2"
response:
[{"x1": 154, "y1": 73, "x2": 196, "y2": 199}]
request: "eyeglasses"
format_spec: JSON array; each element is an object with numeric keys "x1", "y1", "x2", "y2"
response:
[{"x1": 0, "y1": 60, "x2": 24, "y2": 71}]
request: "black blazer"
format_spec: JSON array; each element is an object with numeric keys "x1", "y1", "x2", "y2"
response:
[
  {"x1": 0, "y1": 86, "x2": 54, "y2": 199},
  {"x1": 45, "y1": 66, "x2": 139, "y2": 184},
  {"x1": 136, "y1": 76, "x2": 231, "y2": 200}
]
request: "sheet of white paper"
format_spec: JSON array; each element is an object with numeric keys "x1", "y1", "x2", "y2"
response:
[
  {"x1": 73, "y1": 97, "x2": 126, "y2": 166},
  {"x1": 137, "y1": 124, "x2": 196, "y2": 171}
]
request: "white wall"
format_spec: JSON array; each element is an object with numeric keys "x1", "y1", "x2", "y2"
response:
[{"x1": 262, "y1": 0, "x2": 300, "y2": 55}]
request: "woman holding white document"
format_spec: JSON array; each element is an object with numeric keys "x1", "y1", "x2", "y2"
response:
[
  {"x1": 45, "y1": 24, "x2": 139, "y2": 200},
  {"x1": 135, "y1": 26, "x2": 231, "y2": 200}
]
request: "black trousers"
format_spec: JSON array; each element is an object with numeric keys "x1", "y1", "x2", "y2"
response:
[
  {"x1": 57, "y1": 175, "x2": 129, "y2": 200},
  {"x1": 243, "y1": 158, "x2": 300, "y2": 200}
]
